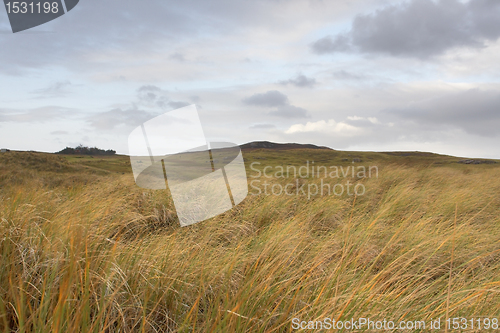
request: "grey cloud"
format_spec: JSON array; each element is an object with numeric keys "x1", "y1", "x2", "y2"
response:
[
  {"x1": 169, "y1": 52, "x2": 186, "y2": 62},
  {"x1": 243, "y1": 90, "x2": 289, "y2": 107},
  {"x1": 332, "y1": 70, "x2": 365, "y2": 80},
  {"x1": 312, "y1": 0, "x2": 500, "y2": 59},
  {"x1": 136, "y1": 85, "x2": 189, "y2": 110},
  {"x1": 279, "y1": 74, "x2": 317, "y2": 88},
  {"x1": 168, "y1": 101, "x2": 191, "y2": 109},
  {"x1": 190, "y1": 95, "x2": 201, "y2": 103},
  {"x1": 386, "y1": 89, "x2": 500, "y2": 136},
  {"x1": 250, "y1": 124, "x2": 276, "y2": 129},
  {"x1": 136, "y1": 85, "x2": 171, "y2": 109},
  {"x1": 138, "y1": 92, "x2": 159, "y2": 103},
  {"x1": 269, "y1": 105, "x2": 309, "y2": 118},
  {"x1": 311, "y1": 34, "x2": 351, "y2": 54},
  {"x1": 0, "y1": 106, "x2": 75, "y2": 122},
  {"x1": 0, "y1": 1, "x2": 198, "y2": 74},
  {"x1": 243, "y1": 90, "x2": 310, "y2": 118},
  {"x1": 87, "y1": 106, "x2": 158, "y2": 130},
  {"x1": 0, "y1": 0, "x2": 326, "y2": 75},
  {"x1": 31, "y1": 81, "x2": 73, "y2": 98},
  {"x1": 344, "y1": 117, "x2": 378, "y2": 128},
  {"x1": 51, "y1": 130, "x2": 69, "y2": 135},
  {"x1": 138, "y1": 85, "x2": 162, "y2": 93}
]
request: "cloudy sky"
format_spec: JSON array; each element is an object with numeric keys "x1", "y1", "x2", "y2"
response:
[{"x1": 1, "y1": 0, "x2": 500, "y2": 158}]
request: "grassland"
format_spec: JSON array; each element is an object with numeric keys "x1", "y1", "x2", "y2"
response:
[{"x1": 0, "y1": 147, "x2": 500, "y2": 332}]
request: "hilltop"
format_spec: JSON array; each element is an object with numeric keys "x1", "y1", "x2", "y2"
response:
[
  {"x1": 57, "y1": 144, "x2": 116, "y2": 156},
  {"x1": 240, "y1": 141, "x2": 331, "y2": 151}
]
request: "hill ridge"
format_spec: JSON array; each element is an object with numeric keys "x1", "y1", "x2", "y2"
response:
[{"x1": 239, "y1": 141, "x2": 331, "y2": 151}]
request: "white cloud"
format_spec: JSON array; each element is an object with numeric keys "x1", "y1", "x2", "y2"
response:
[
  {"x1": 347, "y1": 115, "x2": 380, "y2": 124},
  {"x1": 285, "y1": 119, "x2": 362, "y2": 136}
]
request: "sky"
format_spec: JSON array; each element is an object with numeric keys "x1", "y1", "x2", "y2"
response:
[{"x1": 1, "y1": 0, "x2": 500, "y2": 158}]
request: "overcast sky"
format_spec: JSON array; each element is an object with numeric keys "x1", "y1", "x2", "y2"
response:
[{"x1": 1, "y1": 0, "x2": 500, "y2": 158}]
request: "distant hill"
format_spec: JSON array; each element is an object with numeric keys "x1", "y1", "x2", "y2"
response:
[
  {"x1": 57, "y1": 145, "x2": 116, "y2": 156},
  {"x1": 240, "y1": 141, "x2": 331, "y2": 151}
]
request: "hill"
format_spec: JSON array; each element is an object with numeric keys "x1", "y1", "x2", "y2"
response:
[{"x1": 240, "y1": 140, "x2": 331, "y2": 150}]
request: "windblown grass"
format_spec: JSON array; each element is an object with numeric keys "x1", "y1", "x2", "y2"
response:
[{"x1": 0, "y1": 150, "x2": 499, "y2": 332}]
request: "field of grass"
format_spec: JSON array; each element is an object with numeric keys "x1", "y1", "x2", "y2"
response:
[{"x1": 1, "y1": 148, "x2": 500, "y2": 332}]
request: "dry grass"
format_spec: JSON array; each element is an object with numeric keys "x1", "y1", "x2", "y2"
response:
[{"x1": 0, "y1": 150, "x2": 500, "y2": 332}]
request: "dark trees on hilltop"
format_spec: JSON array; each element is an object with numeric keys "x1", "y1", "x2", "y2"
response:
[{"x1": 57, "y1": 145, "x2": 116, "y2": 156}]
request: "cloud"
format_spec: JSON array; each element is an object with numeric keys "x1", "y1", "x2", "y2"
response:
[
  {"x1": 346, "y1": 115, "x2": 381, "y2": 125},
  {"x1": 285, "y1": 119, "x2": 361, "y2": 135},
  {"x1": 85, "y1": 84, "x2": 192, "y2": 131},
  {"x1": 269, "y1": 105, "x2": 309, "y2": 118},
  {"x1": 51, "y1": 130, "x2": 69, "y2": 135},
  {"x1": 279, "y1": 74, "x2": 316, "y2": 88},
  {"x1": 138, "y1": 85, "x2": 162, "y2": 93},
  {"x1": 242, "y1": 90, "x2": 289, "y2": 107},
  {"x1": 0, "y1": 0, "x2": 348, "y2": 75},
  {"x1": 386, "y1": 88, "x2": 500, "y2": 136},
  {"x1": 136, "y1": 85, "x2": 189, "y2": 110},
  {"x1": 250, "y1": 124, "x2": 276, "y2": 129},
  {"x1": 311, "y1": 0, "x2": 500, "y2": 59},
  {"x1": 311, "y1": 34, "x2": 351, "y2": 54},
  {"x1": 0, "y1": 106, "x2": 75, "y2": 122},
  {"x1": 167, "y1": 101, "x2": 191, "y2": 109},
  {"x1": 31, "y1": 81, "x2": 73, "y2": 98},
  {"x1": 87, "y1": 106, "x2": 158, "y2": 130},
  {"x1": 332, "y1": 70, "x2": 365, "y2": 80},
  {"x1": 243, "y1": 90, "x2": 310, "y2": 118},
  {"x1": 137, "y1": 85, "x2": 166, "y2": 106},
  {"x1": 190, "y1": 95, "x2": 201, "y2": 103},
  {"x1": 169, "y1": 52, "x2": 186, "y2": 62},
  {"x1": 0, "y1": 1, "x2": 199, "y2": 74}
]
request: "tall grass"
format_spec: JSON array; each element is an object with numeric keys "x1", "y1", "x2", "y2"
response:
[{"x1": 0, "y1": 151, "x2": 499, "y2": 332}]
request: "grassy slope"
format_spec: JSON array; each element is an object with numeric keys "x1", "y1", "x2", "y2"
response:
[{"x1": 0, "y1": 149, "x2": 500, "y2": 332}]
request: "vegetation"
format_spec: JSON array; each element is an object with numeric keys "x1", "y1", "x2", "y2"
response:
[
  {"x1": 57, "y1": 144, "x2": 116, "y2": 156},
  {"x1": 0, "y1": 148, "x2": 499, "y2": 332}
]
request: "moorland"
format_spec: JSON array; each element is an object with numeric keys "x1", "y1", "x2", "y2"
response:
[{"x1": 0, "y1": 143, "x2": 499, "y2": 332}]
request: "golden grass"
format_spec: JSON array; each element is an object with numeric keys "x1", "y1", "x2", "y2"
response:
[{"x1": 0, "y1": 150, "x2": 499, "y2": 332}]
